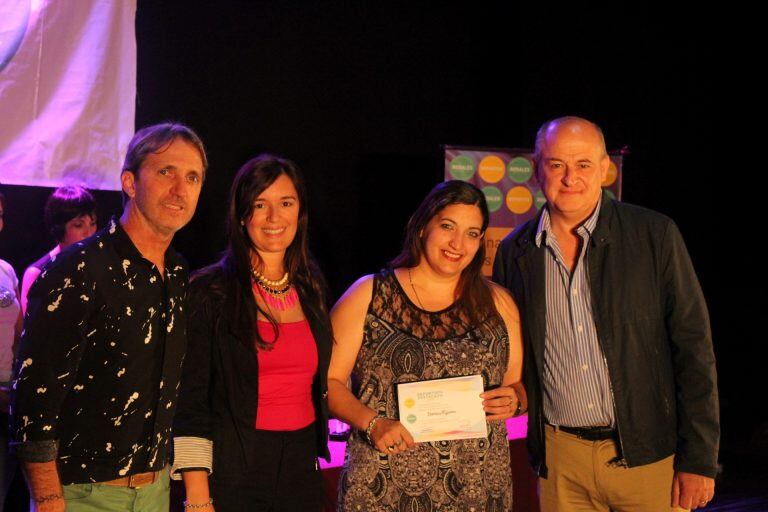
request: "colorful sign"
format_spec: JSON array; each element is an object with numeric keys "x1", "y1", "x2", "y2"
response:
[{"x1": 444, "y1": 146, "x2": 623, "y2": 275}]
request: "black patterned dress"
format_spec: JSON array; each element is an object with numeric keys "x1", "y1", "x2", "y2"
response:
[{"x1": 339, "y1": 270, "x2": 512, "y2": 512}]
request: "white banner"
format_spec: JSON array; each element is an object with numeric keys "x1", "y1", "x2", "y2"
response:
[{"x1": 0, "y1": 0, "x2": 136, "y2": 190}]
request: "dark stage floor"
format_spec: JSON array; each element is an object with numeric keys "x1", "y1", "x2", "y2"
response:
[{"x1": 705, "y1": 450, "x2": 768, "y2": 512}]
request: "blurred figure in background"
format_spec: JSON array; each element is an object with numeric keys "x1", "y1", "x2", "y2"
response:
[
  {"x1": 20, "y1": 185, "x2": 97, "y2": 313},
  {"x1": 0, "y1": 191, "x2": 23, "y2": 511}
]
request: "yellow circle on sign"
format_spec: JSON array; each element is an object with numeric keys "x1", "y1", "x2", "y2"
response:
[
  {"x1": 506, "y1": 186, "x2": 533, "y2": 214},
  {"x1": 478, "y1": 155, "x2": 505, "y2": 183},
  {"x1": 603, "y1": 161, "x2": 618, "y2": 186},
  {"x1": 405, "y1": 398, "x2": 415, "y2": 408}
]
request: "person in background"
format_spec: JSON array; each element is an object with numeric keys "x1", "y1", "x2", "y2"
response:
[
  {"x1": 0, "y1": 191, "x2": 23, "y2": 511},
  {"x1": 492, "y1": 116, "x2": 718, "y2": 511},
  {"x1": 328, "y1": 180, "x2": 525, "y2": 511},
  {"x1": 172, "y1": 154, "x2": 332, "y2": 512},
  {"x1": 11, "y1": 122, "x2": 206, "y2": 512},
  {"x1": 20, "y1": 185, "x2": 97, "y2": 314}
]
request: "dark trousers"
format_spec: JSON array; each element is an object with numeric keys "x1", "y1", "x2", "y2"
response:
[{"x1": 211, "y1": 424, "x2": 322, "y2": 512}]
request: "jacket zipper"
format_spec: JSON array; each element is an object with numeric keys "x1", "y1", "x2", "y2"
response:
[
  {"x1": 601, "y1": 351, "x2": 626, "y2": 462},
  {"x1": 587, "y1": 235, "x2": 627, "y2": 466}
]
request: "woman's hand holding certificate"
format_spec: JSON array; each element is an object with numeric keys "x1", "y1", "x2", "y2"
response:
[
  {"x1": 397, "y1": 375, "x2": 528, "y2": 443},
  {"x1": 397, "y1": 375, "x2": 489, "y2": 443}
]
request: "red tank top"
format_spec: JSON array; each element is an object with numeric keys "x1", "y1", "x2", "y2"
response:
[{"x1": 255, "y1": 320, "x2": 318, "y2": 430}]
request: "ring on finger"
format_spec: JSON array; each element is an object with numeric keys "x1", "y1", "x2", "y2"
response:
[
  {"x1": 395, "y1": 440, "x2": 403, "y2": 446},
  {"x1": 387, "y1": 445, "x2": 395, "y2": 451}
]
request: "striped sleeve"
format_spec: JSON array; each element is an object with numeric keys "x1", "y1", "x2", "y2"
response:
[{"x1": 170, "y1": 436, "x2": 213, "y2": 480}]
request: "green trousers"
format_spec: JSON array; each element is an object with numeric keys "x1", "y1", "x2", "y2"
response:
[{"x1": 62, "y1": 469, "x2": 170, "y2": 512}]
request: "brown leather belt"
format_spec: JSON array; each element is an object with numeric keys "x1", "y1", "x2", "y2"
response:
[{"x1": 100, "y1": 470, "x2": 160, "y2": 489}]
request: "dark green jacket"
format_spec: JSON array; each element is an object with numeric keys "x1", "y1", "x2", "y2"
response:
[{"x1": 492, "y1": 194, "x2": 718, "y2": 478}]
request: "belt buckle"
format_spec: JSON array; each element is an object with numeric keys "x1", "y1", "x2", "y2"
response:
[
  {"x1": 577, "y1": 427, "x2": 613, "y2": 441},
  {"x1": 127, "y1": 471, "x2": 155, "y2": 489}
]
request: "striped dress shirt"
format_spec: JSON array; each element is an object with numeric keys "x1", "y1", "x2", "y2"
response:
[{"x1": 536, "y1": 200, "x2": 615, "y2": 427}]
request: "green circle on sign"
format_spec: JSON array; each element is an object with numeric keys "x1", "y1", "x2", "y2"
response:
[
  {"x1": 407, "y1": 414, "x2": 417, "y2": 424},
  {"x1": 449, "y1": 155, "x2": 475, "y2": 180},
  {"x1": 534, "y1": 190, "x2": 547, "y2": 210},
  {"x1": 604, "y1": 189, "x2": 616, "y2": 201},
  {"x1": 508, "y1": 156, "x2": 533, "y2": 183},
  {"x1": 482, "y1": 186, "x2": 503, "y2": 213}
]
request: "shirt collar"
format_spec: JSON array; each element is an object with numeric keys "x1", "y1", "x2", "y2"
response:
[
  {"x1": 105, "y1": 216, "x2": 182, "y2": 270},
  {"x1": 535, "y1": 195, "x2": 603, "y2": 248}
]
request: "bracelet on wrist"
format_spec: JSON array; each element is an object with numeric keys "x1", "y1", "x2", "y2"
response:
[
  {"x1": 364, "y1": 414, "x2": 384, "y2": 447},
  {"x1": 183, "y1": 498, "x2": 213, "y2": 509},
  {"x1": 34, "y1": 493, "x2": 63, "y2": 504}
]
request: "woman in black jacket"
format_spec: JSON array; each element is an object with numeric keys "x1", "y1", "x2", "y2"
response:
[{"x1": 172, "y1": 154, "x2": 332, "y2": 512}]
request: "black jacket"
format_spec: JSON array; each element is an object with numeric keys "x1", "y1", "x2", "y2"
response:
[
  {"x1": 492, "y1": 195, "x2": 719, "y2": 478},
  {"x1": 172, "y1": 267, "x2": 332, "y2": 480}
]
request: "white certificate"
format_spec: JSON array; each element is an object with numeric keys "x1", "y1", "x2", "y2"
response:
[{"x1": 397, "y1": 374, "x2": 487, "y2": 443}]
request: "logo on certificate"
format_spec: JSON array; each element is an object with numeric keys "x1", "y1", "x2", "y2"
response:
[
  {"x1": 405, "y1": 398, "x2": 415, "y2": 408},
  {"x1": 407, "y1": 414, "x2": 417, "y2": 424}
]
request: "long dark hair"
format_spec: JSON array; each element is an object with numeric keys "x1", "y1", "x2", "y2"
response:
[
  {"x1": 196, "y1": 154, "x2": 329, "y2": 351},
  {"x1": 389, "y1": 180, "x2": 496, "y2": 322}
]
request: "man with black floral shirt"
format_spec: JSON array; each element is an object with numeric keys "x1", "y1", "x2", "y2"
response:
[{"x1": 11, "y1": 123, "x2": 207, "y2": 512}]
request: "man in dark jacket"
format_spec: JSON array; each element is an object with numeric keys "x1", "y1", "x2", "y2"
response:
[{"x1": 492, "y1": 117, "x2": 718, "y2": 511}]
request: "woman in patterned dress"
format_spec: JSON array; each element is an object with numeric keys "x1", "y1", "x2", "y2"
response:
[{"x1": 328, "y1": 180, "x2": 526, "y2": 512}]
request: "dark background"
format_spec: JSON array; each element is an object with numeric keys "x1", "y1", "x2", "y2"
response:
[{"x1": 0, "y1": 1, "x2": 754, "y2": 477}]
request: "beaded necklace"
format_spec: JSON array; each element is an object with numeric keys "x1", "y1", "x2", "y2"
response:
[{"x1": 251, "y1": 268, "x2": 298, "y2": 311}]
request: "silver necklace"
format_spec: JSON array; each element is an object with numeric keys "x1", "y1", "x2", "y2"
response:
[{"x1": 407, "y1": 268, "x2": 426, "y2": 310}]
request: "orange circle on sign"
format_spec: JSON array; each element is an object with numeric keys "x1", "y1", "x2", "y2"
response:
[
  {"x1": 506, "y1": 186, "x2": 533, "y2": 214},
  {"x1": 478, "y1": 155, "x2": 505, "y2": 183},
  {"x1": 603, "y1": 161, "x2": 618, "y2": 186}
]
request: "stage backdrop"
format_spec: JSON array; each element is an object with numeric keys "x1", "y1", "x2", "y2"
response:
[
  {"x1": 0, "y1": 0, "x2": 136, "y2": 190},
  {"x1": 444, "y1": 146, "x2": 624, "y2": 275}
]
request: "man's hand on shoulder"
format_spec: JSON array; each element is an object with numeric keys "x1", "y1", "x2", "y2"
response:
[{"x1": 672, "y1": 471, "x2": 715, "y2": 510}]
